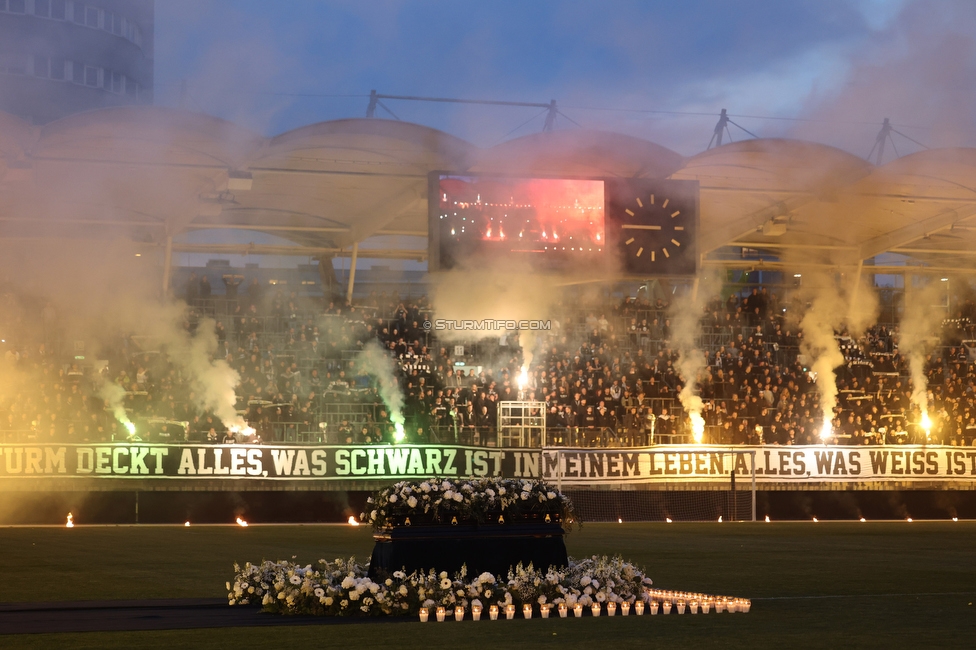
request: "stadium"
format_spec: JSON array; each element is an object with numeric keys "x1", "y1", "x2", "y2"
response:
[{"x1": 1, "y1": 2, "x2": 975, "y2": 647}]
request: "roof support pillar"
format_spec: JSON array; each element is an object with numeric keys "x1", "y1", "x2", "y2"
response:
[
  {"x1": 346, "y1": 242, "x2": 359, "y2": 305},
  {"x1": 162, "y1": 235, "x2": 174, "y2": 296},
  {"x1": 847, "y1": 258, "x2": 864, "y2": 324}
]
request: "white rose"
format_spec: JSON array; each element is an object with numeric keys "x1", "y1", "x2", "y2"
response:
[
  {"x1": 521, "y1": 491, "x2": 530, "y2": 500},
  {"x1": 314, "y1": 587, "x2": 325, "y2": 597},
  {"x1": 389, "y1": 494, "x2": 398, "y2": 503},
  {"x1": 289, "y1": 575, "x2": 301, "y2": 585},
  {"x1": 407, "y1": 496, "x2": 418, "y2": 508},
  {"x1": 453, "y1": 493, "x2": 463, "y2": 502},
  {"x1": 547, "y1": 492, "x2": 556, "y2": 499}
]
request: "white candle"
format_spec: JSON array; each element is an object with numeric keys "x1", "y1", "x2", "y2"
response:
[
  {"x1": 649, "y1": 601, "x2": 659, "y2": 615},
  {"x1": 489, "y1": 605, "x2": 499, "y2": 621},
  {"x1": 621, "y1": 602, "x2": 631, "y2": 616},
  {"x1": 677, "y1": 600, "x2": 686, "y2": 615},
  {"x1": 690, "y1": 600, "x2": 699, "y2": 614},
  {"x1": 662, "y1": 601, "x2": 672, "y2": 615},
  {"x1": 505, "y1": 604, "x2": 516, "y2": 620},
  {"x1": 591, "y1": 603, "x2": 602, "y2": 617},
  {"x1": 455, "y1": 606, "x2": 465, "y2": 622},
  {"x1": 436, "y1": 607, "x2": 446, "y2": 622},
  {"x1": 635, "y1": 601, "x2": 645, "y2": 616},
  {"x1": 541, "y1": 604, "x2": 551, "y2": 619},
  {"x1": 419, "y1": 607, "x2": 429, "y2": 622},
  {"x1": 472, "y1": 605, "x2": 482, "y2": 621},
  {"x1": 558, "y1": 603, "x2": 568, "y2": 618},
  {"x1": 574, "y1": 603, "x2": 584, "y2": 618},
  {"x1": 523, "y1": 604, "x2": 533, "y2": 619}
]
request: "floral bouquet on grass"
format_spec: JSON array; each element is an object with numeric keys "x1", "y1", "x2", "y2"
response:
[
  {"x1": 362, "y1": 477, "x2": 578, "y2": 531},
  {"x1": 229, "y1": 555, "x2": 653, "y2": 617}
]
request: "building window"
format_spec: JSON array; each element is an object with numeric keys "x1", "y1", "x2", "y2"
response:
[
  {"x1": 8, "y1": 0, "x2": 26, "y2": 13},
  {"x1": 0, "y1": 53, "x2": 29, "y2": 75},
  {"x1": 34, "y1": 0, "x2": 51, "y2": 17},
  {"x1": 125, "y1": 78, "x2": 138, "y2": 97},
  {"x1": 110, "y1": 70, "x2": 122, "y2": 93},
  {"x1": 84, "y1": 5, "x2": 97, "y2": 28},
  {"x1": 33, "y1": 54, "x2": 49, "y2": 77},
  {"x1": 50, "y1": 57, "x2": 65, "y2": 80},
  {"x1": 51, "y1": 0, "x2": 65, "y2": 20},
  {"x1": 84, "y1": 64, "x2": 97, "y2": 86}
]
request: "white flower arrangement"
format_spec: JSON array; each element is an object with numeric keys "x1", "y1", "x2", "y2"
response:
[
  {"x1": 228, "y1": 555, "x2": 653, "y2": 618},
  {"x1": 362, "y1": 477, "x2": 577, "y2": 531}
]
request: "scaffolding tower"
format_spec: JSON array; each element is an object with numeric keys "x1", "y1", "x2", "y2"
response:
[{"x1": 497, "y1": 401, "x2": 546, "y2": 447}]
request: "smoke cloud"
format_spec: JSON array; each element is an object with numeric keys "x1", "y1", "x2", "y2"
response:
[
  {"x1": 898, "y1": 282, "x2": 945, "y2": 419},
  {"x1": 669, "y1": 273, "x2": 721, "y2": 442},
  {"x1": 353, "y1": 340, "x2": 405, "y2": 439},
  {"x1": 796, "y1": 270, "x2": 878, "y2": 439}
]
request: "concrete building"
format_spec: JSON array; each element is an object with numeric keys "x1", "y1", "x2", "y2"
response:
[{"x1": 0, "y1": 0, "x2": 153, "y2": 124}]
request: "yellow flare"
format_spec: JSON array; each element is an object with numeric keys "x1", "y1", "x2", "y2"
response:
[{"x1": 689, "y1": 412, "x2": 705, "y2": 444}]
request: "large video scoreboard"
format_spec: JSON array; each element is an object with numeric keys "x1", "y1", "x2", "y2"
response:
[{"x1": 428, "y1": 173, "x2": 699, "y2": 277}]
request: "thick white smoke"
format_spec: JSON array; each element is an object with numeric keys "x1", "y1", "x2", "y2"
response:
[
  {"x1": 669, "y1": 275, "x2": 720, "y2": 443},
  {"x1": 354, "y1": 341, "x2": 406, "y2": 440},
  {"x1": 95, "y1": 376, "x2": 133, "y2": 432},
  {"x1": 797, "y1": 271, "x2": 878, "y2": 441},
  {"x1": 899, "y1": 282, "x2": 945, "y2": 425},
  {"x1": 181, "y1": 318, "x2": 246, "y2": 430},
  {"x1": 429, "y1": 265, "x2": 567, "y2": 378}
]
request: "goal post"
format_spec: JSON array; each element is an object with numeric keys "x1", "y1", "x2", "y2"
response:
[{"x1": 549, "y1": 448, "x2": 757, "y2": 523}]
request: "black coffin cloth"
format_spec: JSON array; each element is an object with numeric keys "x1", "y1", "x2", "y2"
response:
[{"x1": 367, "y1": 522, "x2": 568, "y2": 578}]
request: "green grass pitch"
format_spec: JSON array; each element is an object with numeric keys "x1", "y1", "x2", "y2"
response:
[{"x1": 1, "y1": 521, "x2": 974, "y2": 648}]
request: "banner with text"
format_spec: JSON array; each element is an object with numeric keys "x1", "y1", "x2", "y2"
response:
[
  {"x1": 541, "y1": 446, "x2": 976, "y2": 485},
  {"x1": 0, "y1": 444, "x2": 974, "y2": 484}
]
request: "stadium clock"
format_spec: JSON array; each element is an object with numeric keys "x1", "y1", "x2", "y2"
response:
[{"x1": 605, "y1": 178, "x2": 700, "y2": 277}]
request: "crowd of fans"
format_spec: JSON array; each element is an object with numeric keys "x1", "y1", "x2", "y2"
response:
[{"x1": 2, "y1": 277, "x2": 976, "y2": 448}]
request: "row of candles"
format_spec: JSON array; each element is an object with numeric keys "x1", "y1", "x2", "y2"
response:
[{"x1": 418, "y1": 591, "x2": 750, "y2": 622}]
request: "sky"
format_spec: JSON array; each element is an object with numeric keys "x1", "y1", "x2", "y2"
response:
[
  {"x1": 151, "y1": 0, "x2": 976, "y2": 271},
  {"x1": 152, "y1": 0, "x2": 976, "y2": 158}
]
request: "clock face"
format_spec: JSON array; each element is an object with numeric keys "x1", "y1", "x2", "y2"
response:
[{"x1": 606, "y1": 179, "x2": 699, "y2": 277}]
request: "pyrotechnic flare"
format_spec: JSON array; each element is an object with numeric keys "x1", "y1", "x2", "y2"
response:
[
  {"x1": 354, "y1": 341, "x2": 406, "y2": 442},
  {"x1": 517, "y1": 366, "x2": 528, "y2": 391},
  {"x1": 920, "y1": 411, "x2": 933, "y2": 439},
  {"x1": 97, "y1": 378, "x2": 136, "y2": 435},
  {"x1": 689, "y1": 411, "x2": 705, "y2": 444},
  {"x1": 347, "y1": 516, "x2": 360, "y2": 526},
  {"x1": 819, "y1": 418, "x2": 833, "y2": 443},
  {"x1": 796, "y1": 271, "x2": 878, "y2": 446},
  {"x1": 66, "y1": 513, "x2": 74, "y2": 528},
  {"x1": 669, "y1": 276, "x2": 717, "y2": 445},
  {"x1": 900, "y1": 284, "x2": 943, "y2": 436},
  {"x1": 236, "y1": 517, "x2": 248, "y2": 527}
]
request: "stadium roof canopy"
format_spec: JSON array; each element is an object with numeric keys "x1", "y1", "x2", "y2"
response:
[{"x1": 1, "y1": 106, "x2": 976, "y2": 275}]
